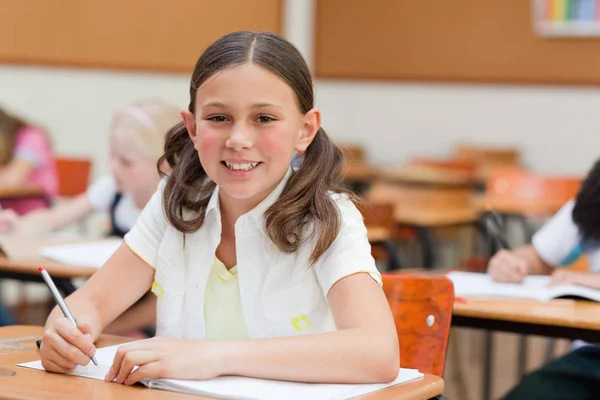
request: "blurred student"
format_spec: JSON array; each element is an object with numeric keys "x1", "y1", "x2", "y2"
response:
[
  {"x1": 488, "y1": 158, "x2": 600, "y2": 400},
  {"x1": 0, "y1": 107, "x2": 58, "y2": 214},
  {"x1": 0, "y1": 98, "x2": 181, "y2": 335}
]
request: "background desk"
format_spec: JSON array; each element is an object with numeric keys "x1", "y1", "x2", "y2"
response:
[
  {"x1": 0, "y1": 187, "x2": 48, "y2": 202},
  {"x1": 0, "y1": 326, "x2": 445, "y2": 400},
  {"x1": 453, "y1": 298, "x2": 600, "y2": 400},
  {"x1": 453, "y1": 298, "x2": 600, "y2": 341},
  {"x1": 0, "y1": 235, "x2": 102, "y2": 295}
]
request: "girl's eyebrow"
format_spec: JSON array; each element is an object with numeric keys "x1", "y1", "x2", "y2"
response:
[
  {"x1": 251, "y1": 102, "x2": 283, "y2": 109},
  {"x1": 200, "y1": 101, "x2": 284, "y2": 109},
  {"x1": 201, "y1": 101, "x2": 227, "y2": 108}
]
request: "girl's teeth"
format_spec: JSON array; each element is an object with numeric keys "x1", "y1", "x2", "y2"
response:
[{"x1": 225, "y1": 162, "x2": 258, "y2": 171}]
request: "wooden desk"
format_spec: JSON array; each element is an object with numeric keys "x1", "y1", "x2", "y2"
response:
[
  {"x1": 452, "y1": 297, "x2": 600, "y2": 400},
  {"x1": 394, "y1": 208, "x2": 479, "y2": 228},
  {"x1": 381, "y1": 167, "x2": 476, "y2": 188},
  {"x1": 367, "y1": 182, "x2": 481, "y2": 269},
  {"x1": 0, "y1": 187, "x2": 47, "y2": 200},
  {"x1": 453, "y1": 298, "x2": 600, "y2": 342},
  {"x1": 0, "y1": 326, "x2": 445, "y2": 400},
  {"x1": 471, "y1": 193, "x2": 566, "y2": 218},
  {"x1": 0, "y1": 235, "x2": 104, "y2": 294},
  {"x1": 366, "y1": 226, "x2": 391, "y2": 243}
]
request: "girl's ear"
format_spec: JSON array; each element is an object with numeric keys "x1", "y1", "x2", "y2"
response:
[
  {"x1": 295, "y1": 108, "x2": 321, "y2": 153},
  {"x1": 181, "y1": 110, "x2": 197, "y2": 146}
]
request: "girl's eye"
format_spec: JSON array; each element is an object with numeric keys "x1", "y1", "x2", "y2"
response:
[
  {"x1": 207, "y1": 115, "x2": 227, "y2": 122},
  {"x1": 257, "y1": 115, "x2": 276, "y2": 123}
]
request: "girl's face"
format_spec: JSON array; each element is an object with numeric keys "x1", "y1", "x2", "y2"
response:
[
  {"x1": 182, "y1": 63, "x2": 320, "y2": 209},
  {"x1": 109, "y1": 134, "x2": 159, "y2": 198}
]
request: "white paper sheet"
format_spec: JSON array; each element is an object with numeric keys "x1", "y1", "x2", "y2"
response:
[
  {"x1": 40, "y1": 238, "x2": 122, "y2": 269},
  {"x1": 18, "y1": 344, "x2": 424, "y2": 400},
  {"x1": 447, "y1": 271, "x2": 600, "y2": 302}
]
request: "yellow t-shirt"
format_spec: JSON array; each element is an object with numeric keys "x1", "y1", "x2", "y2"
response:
[{"x1": 204, "y1": 257, "x2": 248, "y2": 340}]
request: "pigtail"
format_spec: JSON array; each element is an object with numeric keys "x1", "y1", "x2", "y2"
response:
[
  {"x1": 265, "y1": 127, "x2": 352, "y2": 265},
  {"x1": 160, "y1": 121, "x2": 215, "y2": 232}
]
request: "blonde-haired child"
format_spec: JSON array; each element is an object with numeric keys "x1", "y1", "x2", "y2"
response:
[
  {"x1": 0, "y1": 98, "x2": 180, "y2": 334},
  {"x1": 0, "y1": 98, "x2": 180, "y2": 236}
]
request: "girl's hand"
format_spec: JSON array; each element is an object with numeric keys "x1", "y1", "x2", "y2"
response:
[
  {"x1": 0, "y1": 210, "x2": 21, "y2": 233},
  {"x1": 488, "y1": 249, "x2": 528, "y2": 283},
  {"x1": 40, "y1": 316, "x2": 97, "y2": 373},
  {"x1": 548, "y1": 269, "x2": 579, "y2": 287},
  {"x1": 105, "y1": 337, "x2": 224, "y2": 385}
]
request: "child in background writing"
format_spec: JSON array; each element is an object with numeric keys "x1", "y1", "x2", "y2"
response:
[
  {"x1": 39, "y1": 31, "x2": 399, "y2": 385},
  {"x1": 0, "y1": 98, "x2": 181, "y2": 336},
  {"x1": 488, "y1": 158, "x2": 600, "y2": 400},
  {"x1": 0, "y1": 98, "x2": 180, "y2": 237},
  {"x1": 0, "y1": 107, "x2": 58, "y2": 327},
  {"x1": 0, "y1": 107, "x2": 58, "y2": 214}
]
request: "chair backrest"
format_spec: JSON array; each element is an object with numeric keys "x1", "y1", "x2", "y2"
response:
[
  {"x1": 486, "y1": 166, "x2": 581, "y2": 211},
  {"x1": 358, "y1": 202, "x2": 395, "y2": 230},
  {"x1": 455, "y1": 144, "x2": 521, "y2": 179},
  {"x1": 338, "y1": 144, "x2": 365, "y2": 164},
  {"x1": 567, "y1": 255, "x2": 589, "y2": 272},
  {"x1": 454, "y1": 144, "x2": 520, "y2": 165},
  {"x1": 382, "y1": 274, "x2": 454, "y2": 377},
  {"x1": 56, "y1": 157, "x2": 92, "y2": 197}
]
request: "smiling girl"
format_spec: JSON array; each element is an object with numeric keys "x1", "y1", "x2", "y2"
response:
[{"x1": 39, "y1": 31, "x2": 399, "y2": 385}]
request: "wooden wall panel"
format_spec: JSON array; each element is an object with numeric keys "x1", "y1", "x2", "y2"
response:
[
  {"x1": 0, "y1": 0, "x2": 282, "y2": 72},
  {"x1": 315, "y1": 0, "x2": 600, "y2": 85}
]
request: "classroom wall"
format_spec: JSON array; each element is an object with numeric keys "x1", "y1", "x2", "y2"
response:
[{"x1": 1, "y1": 0, "x2": 599, "y2": 178}]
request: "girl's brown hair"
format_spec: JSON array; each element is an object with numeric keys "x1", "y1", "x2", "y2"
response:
[
  {"x1": 0, "y1": 108, "x2": 27, "y2": 166},
  {"x1": 159, "y1": 31, "x2": 350, "y2": 264}
]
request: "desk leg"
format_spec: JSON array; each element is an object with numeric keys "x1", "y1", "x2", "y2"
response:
[
  {"x1": 517, "y1": 335, "x2": 528, "y2": 379},
  {"x1": 544, "y1": 338, "x2": 556, "y2": 363},
  {"x1": 381, "y1": 240, "x2": 402, "y2": 270},
  {"x1": 483, "y1": 330, "x2": 493, "y2": 400},
  {"x1": 414, "y1": 226, "x2": 434, "y2": 269}
]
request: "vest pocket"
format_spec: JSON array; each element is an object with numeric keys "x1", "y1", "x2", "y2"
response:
[
  {"x1": 261, "y1": 278, "x2": 323, "y2": 337},
  {"x1": 152, "y1": 258, "x2": 186, "y2": 337}
]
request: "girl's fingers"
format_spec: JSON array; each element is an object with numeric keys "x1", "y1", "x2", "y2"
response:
[
  {"x1": 108, "y1": 349, "x2": 159, "y2": 384},
  {"x1": 44, "y1": 328, "x2": 92, "y2": 366},
  {"x1": 54, "y1": 319, "x2": 96, "y2": 361},
  {"x1": 124, "y1": 361, "x2": 162, "y2": 386}
]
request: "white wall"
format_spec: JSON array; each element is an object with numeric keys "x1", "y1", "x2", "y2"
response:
[
  {"x1": 316, "y1": 80, "x2": 600, "y2": 175},
  {"x1": 0, "y1": 0, "x2": 598, "y2": 178},
  {"x1": 0, "y1": 67, "x2": 189, "y2": 179}
]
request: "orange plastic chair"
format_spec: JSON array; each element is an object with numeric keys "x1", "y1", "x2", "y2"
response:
[
  {"x1": 485, "y1": 166, "x2": 581, "y2": 217},
  {"x1": 56, "y1": 157, "x2": 92, "y2": 197},
  {"x1": 382, "y1": 274, "x2": 454, "y2": 377},
  {"x1": 566, "y1": 255, "x2": 589, "y2": 272}
]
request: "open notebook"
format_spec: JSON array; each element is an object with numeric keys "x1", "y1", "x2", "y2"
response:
[
  {"x1": 17, "y1": 344, "x2": 423, "y2": 400},
  {"x1": 447, "y1": 271, "x2": 600, "y2": 302},
  {"x1": 39, "y1": 239, "x2": 123, "y2": 269}
]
